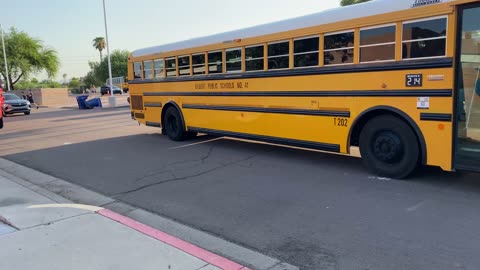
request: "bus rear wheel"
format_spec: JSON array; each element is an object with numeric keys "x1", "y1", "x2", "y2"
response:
[
  {"x1": 359, "y1": 115, "x2": 419, "y2": 179},
  {"x1": 164, "y1": 107, "x2": 186, "y2": 141}
]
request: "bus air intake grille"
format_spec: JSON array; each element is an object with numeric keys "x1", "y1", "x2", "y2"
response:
[{"x1": 131, "y1": 95, "x2": 143, "y2": 110}]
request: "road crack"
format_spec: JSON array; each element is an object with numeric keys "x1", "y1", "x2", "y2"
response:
[{"x1": 112, "y1": 151, "x2": 259, "y2": 198}]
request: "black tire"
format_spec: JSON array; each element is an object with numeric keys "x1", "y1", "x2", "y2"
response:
[
  {"x1": 359, "y1": 115, "x2": 419, "y2": 179},
  {"x1": 24, "y1": 111, "x2": 31, "y2": 115},
  {"x1": 163, "y1": 107, "x2": 186, "y2": 141},
  {"x1": 0, "y1": 117, "x2": 3, "y2": 129}
]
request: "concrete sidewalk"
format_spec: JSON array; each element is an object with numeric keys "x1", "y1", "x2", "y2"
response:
[{"x1": 0, "y1": 170, "x2": 248, "y2": 270}]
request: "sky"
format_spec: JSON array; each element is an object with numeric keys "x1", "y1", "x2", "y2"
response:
[{"x1": 1, "y1": 0, "x2": 341, "y2": 81}]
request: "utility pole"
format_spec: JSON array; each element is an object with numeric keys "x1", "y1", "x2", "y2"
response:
[
  {"x1": 1, "y1": 24, "x2": 11, "y2": 91},
  {"x1": 102, "y1": 0, "x2": 116, "y2": 106}
]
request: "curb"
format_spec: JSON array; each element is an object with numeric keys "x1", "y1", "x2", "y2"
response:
[
  {"x1": 97, "y1": 209, "x2": 249, "y2": 270},
  {"x1": 0, "y1": 158, "x2": 299, "y2": 270}
]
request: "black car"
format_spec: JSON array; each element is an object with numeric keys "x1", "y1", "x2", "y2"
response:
[
  {"x1": 3, "y1": 93, "x2": 31, "y2": 116},
  {"x1": 100, "y1": 85, "x2": 122, "y2": 95}
]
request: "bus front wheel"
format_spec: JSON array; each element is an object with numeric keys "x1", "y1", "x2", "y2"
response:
[
  {"x1": 359, "y1": 115, "x2": 419, "y2": 179},
  {"x1": 164, "y1": 107, "x2": 186, "y2": 141}
]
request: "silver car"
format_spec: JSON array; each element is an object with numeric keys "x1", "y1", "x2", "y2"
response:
[{"x1": 3, "y1": 93, "x2": 31, "y2": 116}]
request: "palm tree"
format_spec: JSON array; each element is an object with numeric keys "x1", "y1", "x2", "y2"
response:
[
  {"x1": 92, "y1": 37, "x2": 106, "y2": 62},
  {"x1": 340, "y1": 0, "x2": 371, "y2": 6}
]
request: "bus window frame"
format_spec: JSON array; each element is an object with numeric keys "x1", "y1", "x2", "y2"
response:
[
  {"x1": 323, "y1": 29, "x2": 355, "y2": 66},
  {"x1": 267, "y1": 40, "x2": 290, "y2": 71},
  {"x1": 143, "y1": 60, "x2": 154, "y2": 79},
  {"x1": 192, "y1": 53, "x2": 206, "y2": 76},
  {"x1": 245, "y1": 44, "x2": 265, "y2": 73},
  {"x1": 133, "y1": 62, "x2": 142, "y2": 79},
  {"x1": 178, "y1": 55, "x2": 191, "y2": 76},
  {"x1": 225, "y1": 47, "x2": 243, "y2": 73},
  {"x1": 401, "y1": 15, "x2": 448, "y2": 61},
  {"x1": 359, "y1": 23, "x2": 397, "y2": 64},
  {"x1": 207, "y1": 50, "x2": 223, "y2": 75},
  {"x1": 293, "y1": 35, "x2": 320, "y2": 69},
  {"x1": 153, "y1": 59, "x2": 165, "y2": 78},
  {"x1": 165, "y1": 57, "x2": 177, "y2": 77}
]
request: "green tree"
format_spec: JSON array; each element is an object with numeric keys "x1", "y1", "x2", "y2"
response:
[
  {"x1": 93, "y1": 50, "x2": 129, "y2": 84},
  {"x1": 92, "y1": 37, "x2": 106, "y2": 62},
  {"x1": 0, "y1": 28, "x2": 60, "y2": 90},
  {"x1": 340, "y1": 0, "x2": 371, "y2": 6},
  {"x1": 68, "y1": 77, "x2": 81, "y2": 88}
]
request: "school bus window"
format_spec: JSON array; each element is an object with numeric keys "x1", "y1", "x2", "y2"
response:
[
  {"x1": 360, "y1": 25, "x2": 396, "y2": 63},
  {"x1": 143, "y1": 60, "x2": 153, "y2": 79},
  {"x1": 165, "y1": 57, "x2": 177, "y2": 77},
  {"x1": 208, "y1": 51, "x2": 223, "y2": 74},
  {"x1": 268, "y1": 41, "x2": 289, "y2": 70},
  {"x1": 324, "y1": 31, "x2": 354, "y2": 65},
  {"x1": 294, "y1": 36, "x2": 319, "y2": 68},
  {"x1": 154, "y1": 59, "x2": 164, "y2": 78},
  {"x1": 178, "y1": 56, "x2": 191, "y2": 76},
  {"x1": 226, "y1": 48, "x2": 242, "y2": 73},
  {"x1": 192, "y1": 54, "x2": 206, "y2": 75},
  {"x1": 133, "y1": 62, "x2": 142, "y2": 79},
  {"x1": 402, "y1": 17, "x2": 447, "y2": 59},
  {"x1": 245, "y1": 45, "x2": 264, "y2": 72}
]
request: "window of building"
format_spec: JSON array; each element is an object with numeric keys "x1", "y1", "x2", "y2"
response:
[
  {"x1": 324, "y1": 31, "x2": 354, "y2": 65},
  {"x1": 154, "y1": 59, "x2": 164, "y2": 78},
  {"x1": 192, "y1": 54, "x2": 206, "y2": 75},
  {"x1": 402, "y1": 17, "x2": 447, "y2": 59},
  {"x1": 294, "y1": 36, "x2": 319, "y2": 68},
  {"x1": 134, "y1": 62, "x2": 142, "y2": 79},
  {"x1": 143, "y1": 60, "x2": 153, "y2": 79},
  {"x1": 208, "y1": 51, "x2": 223, "y2": 74},
  {"x1": 165, "y1": 58, "x2": 177, "y2": 77},
  {"x1": 226, "y1": 48, "x2": 242, "y2": 72},
  {"x1": 245, "y1": 45, "x2": 264, "y2": 71},
  {"x1": 178, "y1": 55, "x2": 190, "y2": 76},
  {"x1": 268, "y1": 41, "x2": 289, "y2": 69},
  {"x1": 360, "y1": 25, "x2": 396, "y2": 63}
]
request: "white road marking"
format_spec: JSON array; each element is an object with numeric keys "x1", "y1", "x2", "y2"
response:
[
  {"x1": 407, "y1": 201, "x2": 427, "y2": 212},
  {"x1": 170, "y1": 137, "x2": 224, "y2": 150}
]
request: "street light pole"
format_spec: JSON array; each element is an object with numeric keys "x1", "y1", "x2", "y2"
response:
[
  {"x1": 1, "y1": 24, "x2": 11, "y2": 91},
  {"x1": 102, "y1": 0, "x2": 115, "y2": 106}
]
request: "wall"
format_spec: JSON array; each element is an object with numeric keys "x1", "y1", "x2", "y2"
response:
[{"x1": 8, "y1": 88, "x2": 69, "y2": 107}]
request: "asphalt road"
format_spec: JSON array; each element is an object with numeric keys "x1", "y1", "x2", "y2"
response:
[{"x1": 3, "y1": 108, "x2": 480, "y2": 270}]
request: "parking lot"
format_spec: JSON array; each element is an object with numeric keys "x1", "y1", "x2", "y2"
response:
[{"x1": 2, "y1": 107, "x2": 480, "y2": 270}]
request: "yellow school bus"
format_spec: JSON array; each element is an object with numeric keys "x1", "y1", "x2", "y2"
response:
[{"x1": 128, "y1": 0, "x2": 480, "y2": 179}]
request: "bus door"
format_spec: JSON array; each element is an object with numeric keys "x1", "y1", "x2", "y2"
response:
[{"x1": 455, "y1": 2, "x2": 480, "y2": 172}]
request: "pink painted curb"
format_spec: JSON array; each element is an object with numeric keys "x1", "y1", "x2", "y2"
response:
[{"x1": 97, "y1": 209, "x2": 249, "y2": 270}]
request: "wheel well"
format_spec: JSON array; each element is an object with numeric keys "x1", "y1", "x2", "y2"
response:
[
  {"x1": 161, "y1": 102, "x2": 186, "y2": 132},
  {"x1": 349, "y1": 108, "x2": 427, "y2": 165}
]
